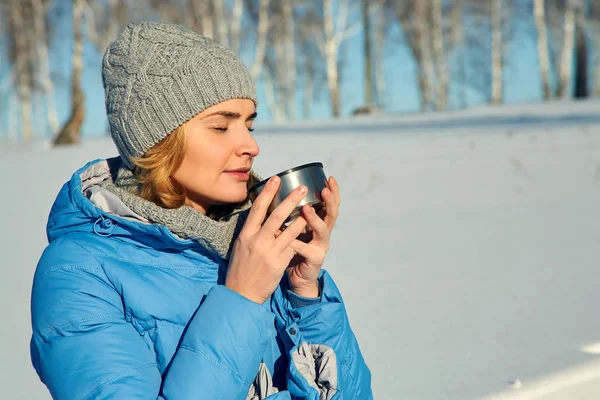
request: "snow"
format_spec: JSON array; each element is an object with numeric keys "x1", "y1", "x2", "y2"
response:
[{"x1": 2, "y1": 99, "x2": 600, "y2": 399}]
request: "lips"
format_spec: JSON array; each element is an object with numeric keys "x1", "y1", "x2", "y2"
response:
[
  {"x1": 225, "y1": 168, "x2": 251, "y2": 173},
  {"x1": 224, "y1": 168, "x2": 250, "y2": 181}
]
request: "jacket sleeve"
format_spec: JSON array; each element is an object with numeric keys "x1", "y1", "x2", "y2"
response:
[
  {"x1": 30, "y1": 239, "x2": 275, "y2": 400},
  {"x1": 272, "y1": 271, "x2": 373, "y2": 400}
]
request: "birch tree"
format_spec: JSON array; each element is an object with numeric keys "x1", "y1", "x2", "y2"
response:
[
  {"x1": 450, "y1": 0, "x2": 468, "y2": 109},
  {"x1": 393, "y1": 0, "x2": 434, "y2": 111},
  {"x1": 591, "y1": 0, "x2": 600, "y2": 95},
  {"x1": 297, "y1": 6, "x2": 325, "y2": 120},
  {"x1": 415, "y1": 0, "x2": 436, "y2": 110},
  {"x1": 248, "y1": 0, "x2": 271, "y2": 83},
  {"x1": 546, "y1": 0, "x2": 584, "y2": 99},
  {"x1": 230, "y1": 0, "x2": 245, "y2": 55},
  {"x1": 84, "y1": 0, "x2": 131, "y2": 52},
  {"x1": 556, "y1": 0, "x2": 577, "y2": 98},
  {"x1": 54, "y1": 0, "x2": 85, "y2": 145},
  {"x1": 244, "y1": 0, "x2": 295, "y2": 122},
  {"x1": 261, "y1": 0, "x2": 298, "y2": 122},
  {"x1": 8, "y1": 0, "x2": 33, "y2": 142},
  {"x1": 362, "y1": 0, "x2": 387, "y2": 108},
  {"x1": 32, "y1": 0, "x2": 58, "y2": 135},
  {"x1": 431, "y1": 0, "x2": 449, "y2": 110},
  {"x1": 185, "y1": 0, "x2": 212, "y2": 37},
  {"x1": 573, "y1": 5, "x2": 588, "y2": 98},
  {"x1": 1, "y1": 0, "x2": 60, "y2": 142},
  {"x1": 362, "y1": 0, "x2": 374, "y2": 106},
  {"x1": 490, "y1": 0, "x2": 503, "y2": 105},
  {"x1": 281, "y1": 0, "x2": 296, "y2": 120},
  {"x1": 373, "y1": 2, "x2": 388, "y2": 106},
  {"x1": 534, "y1": 0, "x2": 552, "y2": 100},
  {"x1": 311, "y1": 0, "x2": 361, "y2": 118},
  {"x1": 463, "y1": 0, "x2": 517, "y2": 105}
]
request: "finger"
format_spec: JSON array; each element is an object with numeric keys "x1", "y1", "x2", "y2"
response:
[
  {"x1": 329, "y1": 176, "x2": 341, "y2": 206},
  {"x1": 273, "y1": 215, "x2": 308, "y2": 254},
  {"x1": 321, "y1": 187, "x2": 339, "y2": 230},
  {"x1": 289, "y1": 238, "x2": 320, "y2": 260},
  {"x1": 302, "y1": 205, "x2": 330, "y2": 245},
  {"x1": 244, "y1": 176, "x2": 281, "y2": 233},
  {"x1": 261, "y1": 185, "x2": 308, "y2": 237}
]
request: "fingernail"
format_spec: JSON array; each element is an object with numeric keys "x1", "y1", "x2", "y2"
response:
[
  {"x1": 270, "y1": 176, "x2": 279, "y2": 187},
  {"x1": 298, "y1": 186, "x2": 307, "y2": 194}
]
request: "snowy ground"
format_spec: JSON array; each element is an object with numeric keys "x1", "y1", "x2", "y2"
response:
[{"x1": 2, "y1": 99, "x2": 600, "y2": 399}]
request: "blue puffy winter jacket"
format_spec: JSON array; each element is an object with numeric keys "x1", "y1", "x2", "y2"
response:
[{"x1": 30, "y1": 159, "x2": 372, "y2": 399}]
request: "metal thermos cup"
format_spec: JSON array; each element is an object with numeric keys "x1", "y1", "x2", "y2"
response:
[{"x1": 248, "y1": 162, "x2": 329, "y2": 225}]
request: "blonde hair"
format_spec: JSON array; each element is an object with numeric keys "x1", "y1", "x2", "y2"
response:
[{"x1": 131, "y1": 125, "x2": 187, "y2": 209}]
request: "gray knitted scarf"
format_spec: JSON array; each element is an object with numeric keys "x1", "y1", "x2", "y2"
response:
[{"x1": 100, "y1": 166, "x2": 262, "y2": 260}]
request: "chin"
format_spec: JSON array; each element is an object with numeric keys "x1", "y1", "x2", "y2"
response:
[{"x1": 215, "y1": 187, "x2": 249, "y2": 205}]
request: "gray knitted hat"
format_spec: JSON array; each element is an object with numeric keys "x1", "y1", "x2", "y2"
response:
[{"x1": 102, "y1": 21, "x2": 258, "y2": 169}]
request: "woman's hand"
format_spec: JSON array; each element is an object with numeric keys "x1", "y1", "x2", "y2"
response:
[
  {"x1": 226, "y1": 176, "x2": 309, "y2": 304},
  {"x1": 286, "y1": 177, "x2": 341, "y2": 298}
]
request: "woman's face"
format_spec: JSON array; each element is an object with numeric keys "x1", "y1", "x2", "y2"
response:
[{"x1": 172, "y1": 98, "x2": 259, "y2": 213}]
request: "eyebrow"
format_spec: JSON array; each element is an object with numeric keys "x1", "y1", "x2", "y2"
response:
[{"x1": 205, "y1": 111, "x2": 258, "y2": 121}]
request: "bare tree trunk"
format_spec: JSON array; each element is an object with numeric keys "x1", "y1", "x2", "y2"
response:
[
  {"x1": 491, "y1": 0, "x2": 504, "y2": 105},
  {"x1": 373, "y1": 2, "x2": 386, "y2": 106},
  {"x1": 557, "y1": 1, "x2": 576, "y2": 98},
  {"x1": 54, "y1": 0, "x2": 85, "y2": 146},
  {"x1": 250, "y1": 0, "x2": 270, "y2": 82},
  {"x1": 32, "y1": 0, "x2": 59, "y2": 136},
  {"x1": 195, "y1": 0, "x2": 214, "y2": 39},
  {"x1": 394, "y1": 3, "x2": 428, "y2": 111},
  {"x1": 10, "y1": 0, "x2": 33, "y2": 142},
  {"x1": 574, "y1": 7, "x2": 588, "y2": 98},
  {"x1": 282, "y1": 0, "x2": 296, "y2": 120},
  {"x1": 327, "y1": 64, "x2": 341, "y2": 118},
  {"x1": 213, "y1": 0, "x2": 228, "y2": 46},
  {"x1": 534, "y1": 0, "x2": 552, "y2": 100},
  {"x1": 431, "y1": 0, "x2": 448, "y2": 110},
  {"x1": 84, "y1": 0, "x2": 125, "y2": 52},
  {"x1": 363, "y1": 0, "x2": 374, "y2": 106},
  {"x1": 316, "y1": 0, "x2": 361, "y2": 118},
  {"x1": 415, "y1": 0, "x2": 435, "y2": 111},
  {"x1": 230, "y1": 0, "x2": 244, "y2": 54},
  {"x1": 449, "y1": 0, "x2": 466, "y2": 109},
  {"x1": 322, "y1": 0, "x2": 343, "y2": 118},
  {"x1": 589, "y1": 7, "x2": 600, "y2": 95}
]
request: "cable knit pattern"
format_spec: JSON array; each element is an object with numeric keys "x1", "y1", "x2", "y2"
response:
[
  {"x1": 100, "y1": 164, "x2": 262, "y2": 260},
  {"x1": 102, "y1": 21, "x2": 258, "y2": 169}
]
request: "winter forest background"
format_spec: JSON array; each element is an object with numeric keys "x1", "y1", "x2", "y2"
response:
[{"x1": 1, "y1": 0, "x2": 600, "y2": 144}]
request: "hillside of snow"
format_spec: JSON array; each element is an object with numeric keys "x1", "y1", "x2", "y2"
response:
[{"x1": 2, "y1": 99, "x2": 600, "y2": 399}]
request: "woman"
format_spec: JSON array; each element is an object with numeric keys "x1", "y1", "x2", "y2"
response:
[{"x1": 30, "y1": 21, "x2": 372, "y2": 399}]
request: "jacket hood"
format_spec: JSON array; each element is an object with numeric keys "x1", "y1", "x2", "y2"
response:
[{"x1": 46, "y1": 158, "x2": 260, "y2": 254}]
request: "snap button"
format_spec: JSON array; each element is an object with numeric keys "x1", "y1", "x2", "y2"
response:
[{"x1": 289, "y1": 327, "x2": 297, "y2": 335}]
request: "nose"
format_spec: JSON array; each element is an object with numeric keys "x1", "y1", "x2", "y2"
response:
[{"x1": 237, "y1": 127, "x2": 260, "y2": 158}]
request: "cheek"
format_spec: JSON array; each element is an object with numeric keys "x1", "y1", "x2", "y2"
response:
[
  {"x1": 182, "y1": 134, "x2": 216, "y2": 169},
  {"x1": 177, "y1": 137, "x2": 230, "y2": 182}
]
